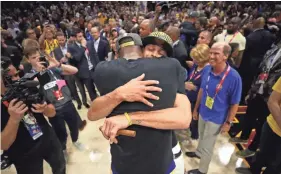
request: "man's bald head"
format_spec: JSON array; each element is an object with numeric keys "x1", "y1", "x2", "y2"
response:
[
  {"x1": 142, "y1": 20, "x2": 152, "y2": 27},
  {"x1": 197, "y1": 30, "x2": 212, "y2": 45},
  {"x1": 139, "y1": 19, "x2": 153, "y2": 38},
  {"x1": 253, "y1": 17, "x2": 265, "y2": 29},
  {"x1": 165, "y1": 26, "x2": 180, "y2": 42},
  {"x1": 209, "y1": 16, "x2": 219, "y2": 26},
  {"x1": 232, "y1": 17, "x2": 242, "y2": 25}
]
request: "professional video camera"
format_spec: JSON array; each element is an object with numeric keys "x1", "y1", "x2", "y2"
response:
[
  {"x1": 2, "y1": 72, "x2": 43, "y2": 107},
  {"x1": 1, "y1": 57, "x2": 44, "y2": 107}
]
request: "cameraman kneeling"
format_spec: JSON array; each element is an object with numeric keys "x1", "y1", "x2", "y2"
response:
[{"x1": 1, "y1": 58, "x2": 66, "y2": 174}]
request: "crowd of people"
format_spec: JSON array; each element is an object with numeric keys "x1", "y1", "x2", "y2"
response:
[{"x1": 1, "y1": 1, "x2": 281, "y2": 174}]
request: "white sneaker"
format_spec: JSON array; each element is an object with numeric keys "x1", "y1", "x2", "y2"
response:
[{"x1": 73, "y1": 141, "x2": 86, "y2": 151}]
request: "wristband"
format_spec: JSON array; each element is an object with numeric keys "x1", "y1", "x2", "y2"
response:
[{"x1": 124, "y1": 112, "x2": 132, "y2": 126}]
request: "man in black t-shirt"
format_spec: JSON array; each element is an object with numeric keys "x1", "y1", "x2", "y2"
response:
[
  {"x1": 88, "y1": 33, "x2": 191, "y2": 174},
  {"x1": 1, "y1": 58, "x2": 65, "y2": 174}
]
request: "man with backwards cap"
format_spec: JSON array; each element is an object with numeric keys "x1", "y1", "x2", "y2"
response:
[{"x1": 88, "y1": 32, "x2": 191, "y2": 174}]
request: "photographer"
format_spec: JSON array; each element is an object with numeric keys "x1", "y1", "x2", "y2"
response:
[
  {"x1": 1, "y1": 56, "x2": 66, "y2": 174},
  {"x1": 23, "y1": 46, "x2": 86, "y2": 161}
]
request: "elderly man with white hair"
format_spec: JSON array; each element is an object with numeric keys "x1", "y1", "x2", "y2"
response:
[{"x1": 186, "y1": 42, "x2": 242, "y2": 174}]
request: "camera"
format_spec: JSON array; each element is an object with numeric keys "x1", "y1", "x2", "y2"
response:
[
  {"x1": 2, "y1": 72, "x2": 44, "y2": 107},
  {"x1": 1, "y1": 57, "x2": 44, "y2": 107},
  {"x1": 39, "y1": 55, "x2": 49, "y2": 68}
]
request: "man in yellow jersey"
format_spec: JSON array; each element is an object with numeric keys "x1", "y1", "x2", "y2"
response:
[{"x1": 236, "y1": 77, "x2": 281, "y2": 174}]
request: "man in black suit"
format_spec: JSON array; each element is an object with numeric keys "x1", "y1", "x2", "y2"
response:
[
  {"x1": 90, "y1": 26, "x2": 110, "y2": 62},
  {"x1": 239, "y1": 17, "x2": 275, "y2": 103},
  {"x1": 53, "y1": 32, "x2": 90, "y2": 110},
  {"x1": 165, "y1": 26, "x2": 189, "y2": 70},
  {"x1": 67, "y1": 29, "x2": 99, "y2": 101}
]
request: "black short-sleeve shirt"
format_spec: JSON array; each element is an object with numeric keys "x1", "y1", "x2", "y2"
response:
[
  {"x1": 1, "y1": 101, "x2": 51, "y2": 161},
  {"x1": 94, "y1": 57, "x2": 186, "y2": 174}
]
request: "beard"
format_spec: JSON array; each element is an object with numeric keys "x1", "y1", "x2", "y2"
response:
[{"x1": 226, "y1": 29, "x2": 235, "y2": 34}]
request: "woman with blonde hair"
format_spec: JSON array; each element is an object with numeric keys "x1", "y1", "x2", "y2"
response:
[{"x1": 184, "y1": 44, "x2": 210, "y2": 144}]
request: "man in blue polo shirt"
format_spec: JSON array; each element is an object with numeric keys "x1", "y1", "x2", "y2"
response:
[{"x1": 186, "y1": 42, "x2": 242, "y2": 174}]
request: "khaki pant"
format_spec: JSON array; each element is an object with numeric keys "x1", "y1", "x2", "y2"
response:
[{"x1": 195, "y1": 115, "x2": 222, "y2": 173}]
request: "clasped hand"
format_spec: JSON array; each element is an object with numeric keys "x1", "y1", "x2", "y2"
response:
[{"x1": 100, "y1": 115, "x2": 129, "y2": 144}]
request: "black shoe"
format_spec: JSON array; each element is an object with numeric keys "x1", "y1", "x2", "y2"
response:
[
  {"x1": 185, "y1": 152, "x2": 200, "y2": 159},
  {"x1": 235, "y1": 167, "x2": 252, "y2": 174},
  {"x1": 187, "y1": 169, "x2": 206, "y2": 174},
  {"x1": 1, "y1": 154, "x2": 12, "y2": 170},
  {"x1": 77, "y1": 105, "x2": 82, "y2": 110},
  {"x1": 83, "y1": 103, "x2": 90, "y2": 108}
]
